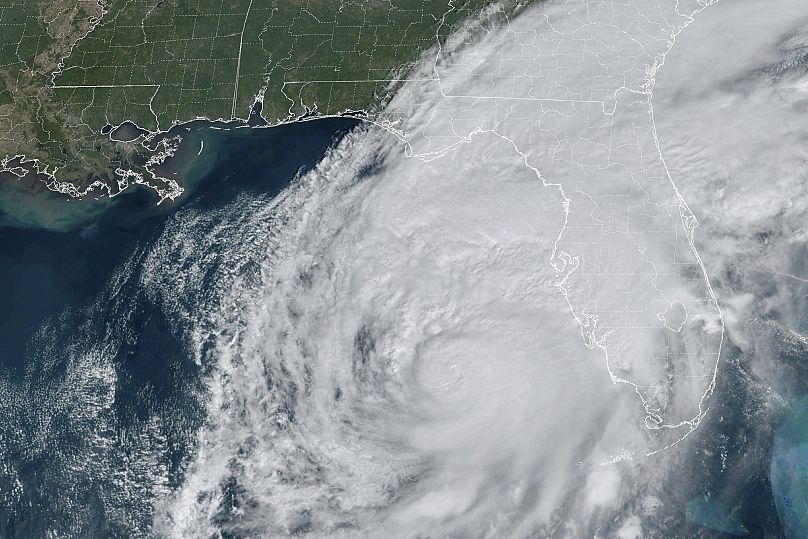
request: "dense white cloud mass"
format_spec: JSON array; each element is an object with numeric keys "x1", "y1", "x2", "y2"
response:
[
  {"x1": 653, "y1": 3, "x2": 808, "y2": 536},
  {"x1": 137, "y1": 0, "x2": 808, "y2": 536},
  {"x1": 655, "y1": 0, "x2": 808, "y2": 340},
  {"x1": 380, "y1": 0, "x2": 725, "y2": 443},
  {"x1": 5, "y1": 0, "x2": 808, "y2": 536},
  {"x1": 148, "y1": 128, "x2": 649, "y2": 537}
]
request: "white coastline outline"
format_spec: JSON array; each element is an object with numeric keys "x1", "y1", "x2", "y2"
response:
[{"x1": 2, "y1": 0, "x2": 726, "y2": 459}]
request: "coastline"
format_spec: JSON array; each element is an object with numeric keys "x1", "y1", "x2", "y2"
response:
[
  {"x1": 0, "y1": 114, "x2": 358, "y2": 373},
  {"x1": 0, "y1": 114, "x2": 362, "y2": 232}
]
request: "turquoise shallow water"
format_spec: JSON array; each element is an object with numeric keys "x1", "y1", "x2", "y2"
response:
[
  {"x1": 685, "y1": 498, "x2": 749, "y2": 536},
  {"x1": 771, "y1": 396, "x2": 808, "y2": 539}
]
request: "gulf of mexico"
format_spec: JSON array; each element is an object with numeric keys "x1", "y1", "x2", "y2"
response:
[{"x1": 0, "y1": 117, "x2": 359, "y2": 537}]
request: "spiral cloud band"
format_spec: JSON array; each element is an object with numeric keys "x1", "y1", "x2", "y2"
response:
[
  {"x1": 140, "y1": 1, "x2": 737, "y2": 535},
  {"x1": 7, "y1": 0, "x2": 808, "y2": 535}
]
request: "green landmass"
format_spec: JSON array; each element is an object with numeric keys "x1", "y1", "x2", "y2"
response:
[{"x1": 0, "y1": 0, "x2": 522, "y2": 216}]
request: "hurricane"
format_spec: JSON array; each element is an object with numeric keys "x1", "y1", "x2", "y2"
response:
[
  {"x1": 7, "y1": 0, "x2": 808, "y2": 536},
  {"x1": 135, "y1": 118, "x2": 639, "y2": 535},
  {"x1": 129, "y1": 3, "x2": 707, "y2": 533}
]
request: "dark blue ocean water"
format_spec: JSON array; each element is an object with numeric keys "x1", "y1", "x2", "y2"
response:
[
  {"x1": 0, "y1": 115, "x2": 799, "y2": 538},
  {"x1": 0, "y1": 118, "x2": 358, "y2": 537},
  {"x1": 1, "y1": 119, "x2": 358, "y2": 367}
]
